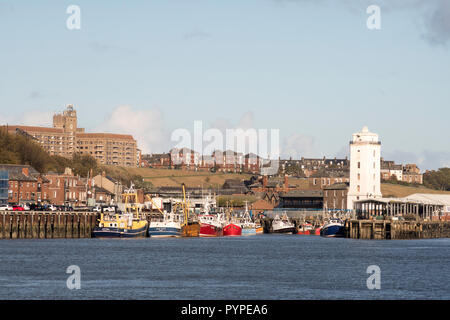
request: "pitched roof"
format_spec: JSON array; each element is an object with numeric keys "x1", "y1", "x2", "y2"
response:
[{"x1": 279, "y1": 190, "x2": 323, "y2": 198}]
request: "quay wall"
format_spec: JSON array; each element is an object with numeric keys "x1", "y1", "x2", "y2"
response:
[
  {"x1": 0, "y1": 211, "x2": 98, "y2": 239},
  {"x1": 345, "y1": 220, "x2": 450, "y2": 240}
]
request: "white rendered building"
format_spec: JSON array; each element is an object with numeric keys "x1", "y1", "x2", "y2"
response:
[{"x1": 347, "y1": 126, "x2": 382, "y2": 210}]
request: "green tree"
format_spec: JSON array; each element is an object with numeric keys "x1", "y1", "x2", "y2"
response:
[{"x1": 424, "y1": 168, "x2": 450, "y2": 191}]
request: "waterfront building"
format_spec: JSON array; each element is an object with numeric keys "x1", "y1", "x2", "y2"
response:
[
  {"x1": 347, "y1": 126, "x2": 382, "y2": 210},
  {"x1": 354, "y1": 193, "x2": 450, "y2": 221},
  {"x1": 0, "y1": 164, "x2": 40, "y2": 204}
]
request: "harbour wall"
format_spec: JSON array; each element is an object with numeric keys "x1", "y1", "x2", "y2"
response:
[
  {"x1": 0, "y1": 211, "x2": 98, "y2": 239},
  {"x1": 345, "y1": 220, "x2": 450, "y2": 239}
]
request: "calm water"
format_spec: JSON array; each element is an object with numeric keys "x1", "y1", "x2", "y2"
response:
[{"x1": 0, "y1": 235, "x2": 449, "y2": 300}]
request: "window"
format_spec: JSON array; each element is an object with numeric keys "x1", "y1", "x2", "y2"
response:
[
  {"x1": 358, "y1": 162, "x2": 360, "y2": 169},
  {"x1": 358, "y1": 173, "x2": 360, "y2": 180},
  {"x1": 357, "y1": 185, "x2": 360, "y2": 192}
]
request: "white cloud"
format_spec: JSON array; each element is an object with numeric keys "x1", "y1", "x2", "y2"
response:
[
  {"x1": 281, "y1": 133, "x2": 315, "y2": 159},
  {"x1": 0, "y1": 110, "x2": 53, "y2": 127},
  {"x1": 97, "y1": 105, "x2": 166, "y2": 154}
]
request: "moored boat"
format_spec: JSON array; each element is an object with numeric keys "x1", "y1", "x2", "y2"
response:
[
  {"x1": 271, "y1": 213, "x2": 295, "y2": 234},
  {"x1": 255, "y1": 223, "x2": 263, "y2": 234},
  {"x1": 320, "y1": 218, "x2": 345, "y2": 237},
  {"x1": 239, "y1": 203, "x2": 256, "y2": 236},
  {"x1": 297, "y1": 223, "x2": 314, "y2": 235},
  {"x1": 199, "y1": 214, "x2": 224, "y2": 237},
  {"x1": 223, "y1": 222, "x2": 242, "y2": 236},
  {"x1": 148, "y1": 212, "x2": 182, "y2": 238},
  {"x1": 93, "y1": 184, "x2": 148, "y2": 238}
]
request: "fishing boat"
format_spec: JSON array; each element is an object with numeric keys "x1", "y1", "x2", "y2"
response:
[
  {"x1": 312, "y1": 225, "x2": 322, "y2": 235},
  {"x1": 271, "y1": 213, "x2": 295, "y2": 234},
  {"x1": 93, "y1": 184, "x2": 148, "y2": 238},
  {"x1": 320, "y1": 218, "x2": 345, "y2": 238},
  {"x1": 239, "y1": 202, "x2": 256, "y2": 236},
  {"x1": 148, "y1": 212, "x2": 182, "y2": 238},
  {"x1": 180, "y1": 184, "x2": 200, "y2": 237},
  {"x1": 297, "y1": 222, "x2": 314, "y2": 235},
  {"x1": 198, "y1": 192, "x2": 223, "y2": 237},
  {"x1": 255, "y1": 223, "x2": 263, "y2": 234},
  {"x1": 223, "y1": 220, "x2": 242, "y2": 236},
  {"x1": 199, "y1": 214, "x2": 224, "y2": 237}
]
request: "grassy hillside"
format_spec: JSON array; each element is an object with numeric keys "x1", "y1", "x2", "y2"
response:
[
  {"x1": 101, "y1": 166, "x2": 254, "y2": 188},
  {"x1": 381, "y1": 183, "x2": 450, "y2": 198}
]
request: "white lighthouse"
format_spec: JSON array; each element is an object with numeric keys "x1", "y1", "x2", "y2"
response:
[{"x1": 347, "y1": 126, "x2": 382, "y2": 210}]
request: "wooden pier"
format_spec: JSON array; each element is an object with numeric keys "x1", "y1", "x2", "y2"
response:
[
  {"x1": 0, "y1": 211, "x2": 98, "y2": 239},
  {"x1": 345, "y1": 219, "x2": 450, "y2": 240}
]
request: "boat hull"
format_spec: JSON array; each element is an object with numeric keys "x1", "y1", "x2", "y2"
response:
[
  {"x1": 272, "y1": 227, "x2": 296, "y2": 234},
  {"x1": 320, "y1": 224, "x2": 345, "y2": 237},
  {"x1": 181, "y1": 223, "x2": 200, "y2": 237},
  {"x1": 241, "y1": 228, "x2": 256, "y2": 236},
  {"x1": 148, "y1": 227, "x2": 181, "y2": 238},
  {"x1": 148, "y1": 220, "x2": 181, "y2": 238},
  {"x1": 223, "y1": 223, "x2": 242, "y2": 236},
  {"x1": 199, "y1": 223, "x2": 223, "y2": 237},
  {"x1": 92, "y1": 225, "x2": 147, "y2": 238}
]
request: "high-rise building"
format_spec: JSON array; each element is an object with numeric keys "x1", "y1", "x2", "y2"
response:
[
  {"x1": 347, "y1": 126, "x2": 382, "y2": 210},
  {"x1": 2, "y1": 105, "x2": 139, "y2": 167}
]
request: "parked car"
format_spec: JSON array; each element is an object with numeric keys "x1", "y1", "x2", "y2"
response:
[
  {"x1": 20, "y1": 204, "x2": 31, "y2": 211},
  {"x1": 0, "y1": 204, "x2": 13, "y2": 211},
  {"x1": 13, "y1": 205, "x2": 25, "y2": 211}
]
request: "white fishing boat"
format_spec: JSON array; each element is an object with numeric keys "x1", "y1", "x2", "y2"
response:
[
  {"x1": 271, "y1": 212, "x2": 295, "y2": 234},
  {"x1": 240, "y1": 202, "x2": 256, "y2": 236},
  {"x1": 148, "y1": 211, "x2": 182, "y2": 238}
]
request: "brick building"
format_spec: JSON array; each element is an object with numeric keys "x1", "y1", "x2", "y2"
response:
[
  {"x1": 308, "y1": 169, "x2": 350, "y2": 190},
  {"x1": 0, "y1": 164, "x2": 40, "y2": 204},
  {"x1": 323, "y1": 183, "x2": 349, "y2": 210}
]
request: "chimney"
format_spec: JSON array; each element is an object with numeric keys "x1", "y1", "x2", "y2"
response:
[
  {"x1": 262, "y1": 176, "x2": 268, "y2": 188},
  {"x1": 22, "y1": 167, "x2": 29, "y2": 176}
]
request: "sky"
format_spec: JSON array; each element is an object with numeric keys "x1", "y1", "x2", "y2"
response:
[{"x1": 0, "y1": 0, "x2": 449, "y2": 170}]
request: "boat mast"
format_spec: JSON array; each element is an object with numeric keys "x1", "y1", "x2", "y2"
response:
[{"x1": 182, "y1": 183, "x2": 188, "y2": 226}]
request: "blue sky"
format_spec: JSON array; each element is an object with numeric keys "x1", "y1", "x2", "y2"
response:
[{"x1": 0, "y1": 0, "x2": 449, "y2": 170}]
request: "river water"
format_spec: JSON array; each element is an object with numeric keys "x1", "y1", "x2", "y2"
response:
[{"x1": 0, "y1": 235, "x2": 449, "y2": 299}]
